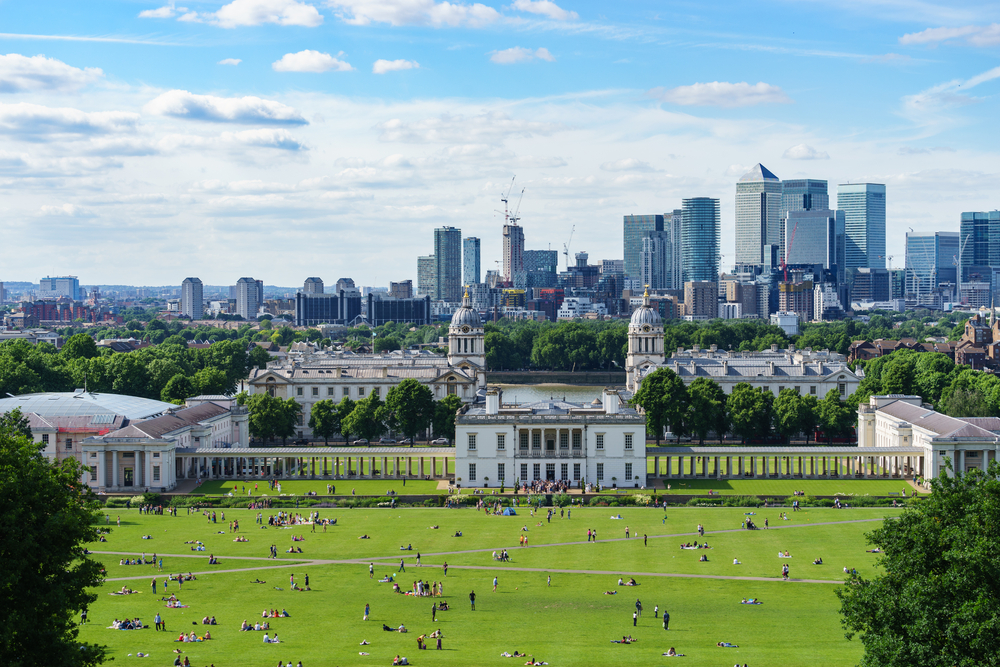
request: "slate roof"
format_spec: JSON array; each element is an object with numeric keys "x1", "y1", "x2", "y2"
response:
[{"x1": 878, "y1": 400, "x2": 1000, "y2": 440}]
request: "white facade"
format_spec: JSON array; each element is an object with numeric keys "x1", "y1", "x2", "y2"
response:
[
  {"x1": 557, "y1": 297, "x2": 607, "y2": 320},
  {"x1": 770, "y1": 311, "x2": 800, "y2": 336},
  {"x1": 181, "y1": 277, "x2": 204, "y2": 319},
  {"x1": 455, "y1": 389, "x2": 646, "y2": 488}
]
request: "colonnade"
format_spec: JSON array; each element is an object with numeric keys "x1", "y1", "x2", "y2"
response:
[
  {"x1": 650, "y1": 450, "x2": 925, "y2": 480},
  {"x1": 176, "y1": 453, "x2": 450, "y2": 481}
]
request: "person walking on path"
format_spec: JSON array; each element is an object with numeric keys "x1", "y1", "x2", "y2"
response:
[
  {"x1": 443, "y1": 562, "x2": 448, "y2": 576},
  {"x1": 765, "y1": 518, "x2": 769, "y2": 529},
  {"x1": 663, "y1": 611, "x2": 670, "y2": 630},
  {"x1": 151, "y1": 577, "x2": 157, "y2": 595},
  {"x1": 493, "y1": 576, "x2": 498, "y2": 592},
  {"x1": 364, "y1": 603, "x2": 370, "y2": 621},
  {"x1": 782, "y1": 564, "x2": 789, "y2": 581},
  {"x1": 636, "y1": 599, "x2": 642, "y2": 618},
  {"x1": 625, "y1": 526, "x2": 630, "y2": 539},
  {"x1": 644, "y1": 534, "x2": 648, "y2": 546},
  {"x1": 399, "y1": 559, "x2": 406, "y2": 573},
  {"x1": 547, "y1": 575, "x2": 551, "y2": 587},
  {"x1": 432, "y1": 603, "x2": 437, "y2": 622},
  {"x1": 633, "y1": 611, "x2": 637, "y2": 627},
  {"x1": 654, "y1": 605, "x2": 659, "y2": 618},
  {"x1": 416, "y1": 552, "x2": 421, "y2": 567},
  {"x1": 469, "y1": 590, "x2": 476, "y2": 611},
  {"x1": 370, "y1": 563, "x2": 374, "y2": 579},
  {"x1": 587, "y1": 529, "x2": 592, "y2": 542}
]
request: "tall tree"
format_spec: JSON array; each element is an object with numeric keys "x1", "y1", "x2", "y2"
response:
[
  {"x1": 685, "y1": 378, "x2": 727, "y2": 445},
  {"x1": 727, "y1": 383, "x2": 773, "y2": 443},
  {"x1": 837, "y1": 461, "x2": 1000, "y2": 666},
  {"x1": 342, "y1": 394, "x2": 386, "y2": 443},
  {"x1": 308, "y1": 399, "x2": 339, "y2": 445},
  {"x1": 276, "y1": 398, "x2": 301, "y2": 445},
  {"x1": 432, "y1": 394, "x2": 464, "y2": 442},
  {"x1": 0, "y1": 411, "x2": 106, "y2": 667},
  {"x1": 61, "y1": 333, "x2": 98, "y2": 361},
  {"x1": 631, "y1": 368, "x2": 689, "y2": 444},
  {"x1": 335, "y1": 396, "x2": 356, "y2": 442},
  {"x1": 384, "y1": 379, "x2": 434, "y2": 442},
  {"x1": 799, "y1": 394, "x2": 820, "y2": 444},
  {"x1": 818, "y1": 389, "x2": 854, "y2": 442},
  {"x1": 773, "y1": 388, "x2": 804, "y2": 443}
]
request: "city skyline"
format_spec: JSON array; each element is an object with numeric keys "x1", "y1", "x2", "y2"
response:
[{"x1": 0, "y1": 1, "x2": 999, "y2": 285}]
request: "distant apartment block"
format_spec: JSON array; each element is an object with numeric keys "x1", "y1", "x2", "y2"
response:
[{"x1": 180, "y1": 277, "x2": 204, "y2": 319}]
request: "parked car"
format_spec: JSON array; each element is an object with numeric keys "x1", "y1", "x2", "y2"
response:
[
  {"x1": 431, "y1": 437, "x2": 450, "y2": 445},
  {"x1": 399, "y1": 438, "x2": 413, "y2": 445},
  {"x1": 378, "y1": 437, "x2": 397, "y2": 444},
  {"x1": 292, "y1": 439, "x2": 309, "y2": 445},
  {"x1": 353, "y1": 438, "x2": 370, "y2": 446}
]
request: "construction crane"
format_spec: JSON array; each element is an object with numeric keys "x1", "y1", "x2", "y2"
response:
[
  {"x1": 508, "y1": 187, "x2": 525, "y2": 226},
  {"x1": 879, "y1": 255, "x2": 894, "y2": 270},
  {"x1": 562, "y1": 225, "x2": 575, "y2": 271},
  {"x1": 496, "y1": 176, "x2": 516, "y2": 224}
]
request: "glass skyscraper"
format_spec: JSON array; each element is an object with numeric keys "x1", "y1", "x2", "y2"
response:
[
  {"x1": 784, "y1": 209, "x2": 846, "y2": 284},
  {"x1": 463, "y1": 237, "x2": 481, "y2": 286},
  {"x1": 735, "y1": 164, "x2": 782, "y2": 269},
  {"x1": 837, "y1": 183, "x2": 886, "y2": 270},
  {"x1": 905, "y1": 231, "x2": 959, "y2": 297},
  {"x1": 780, "y1": 179, "x2": 829, "y2": 219},
  {"x1": 434, "y1": 226, "x2": 462, "y2": 302},
  {"x1": 623, "y1": 214, "x2": 664, "y2": 280},
  {"x1": 417, "y1": 255, "x2": 435, "y2": 297},
  {"x1": 959, "y1": 211, "x2": 1000, "y2": 281},
  {"x1": 681, "y1": 197, "x2": 720, "y2": 283}
]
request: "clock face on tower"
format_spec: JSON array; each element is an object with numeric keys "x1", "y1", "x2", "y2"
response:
[
  {"x1": 642, "y1": 324, "x2": 651, "y2": 332},
  {"x1": 461, "y1": 325, "x2": 471, "y2": 333}
]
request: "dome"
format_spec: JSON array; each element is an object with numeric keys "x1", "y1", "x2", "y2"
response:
[
  {"x1": 630, "y1": 305, "x2": 661, "y2": 327},
  {"x1": 451, "y1": 288, "x2": 482, "y2": 329}
]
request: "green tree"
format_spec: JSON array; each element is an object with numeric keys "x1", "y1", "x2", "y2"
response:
[
  {"x1": 631, "y1": 368, "x2": 689, "y2": 444},
  {"x1": 941, "y1": 388, "x2": 993, "y2": 418},
  {"x1": 596, "y1": 326, "x2": 627, "y2": 370},
  {"x1": 432, "y1": 394, "x2": 464, "y2": 442},
  {"x1": 773, "y1": 388, "x2": 804, "y2": 443},
  {"x1": 193, "y1": 367, "x2": 229, "y2": 396},
  {"x1": 0, "y1": 412, "x2": 107, "y2": 667},
  {"x1": 334, "y1": 396, "x2": 356, "y2": 442},
  {"x1": 0, "y1": 407, "x2": 32, "y2": 439},
  {"x1": 247, "y1": 345, "x2": 271, "y2": 370},
  {"x1": 308, "y1": 399, "x2": 339, "y2": 445},
  {"x1": 799, "y1": 394, "x2": 820, "y2": 444},
  {"x1": 384, "y1": 379, "x2": 434, "y2": 442},
  {"x1": 342, "y1": 394, "x2": 386, "y2": 442},
  {"x1": 374, "y1": 336, "x2": 401, "y2": 353},
  {"x1": 61, "y1": 333, "x2": 98, "y2": 360},
  {"x1": 245, "y1": 393, "x2": 295, "y2": 443},
  {"x1": 818, "y1": 389, "x2": 853, "y2": 442},
  {"x1": 160, "y1": 373, "x2": 196, "y2": 404},
  {"x1": 685, "y1": 378, "x2": 727, "y2": 445},
  {"x1": 836, "y1": 461, "x2": 1000, "y2": 667},
  {"x1": 727, "y1": 383, "x2": 773, "y2": 443}
]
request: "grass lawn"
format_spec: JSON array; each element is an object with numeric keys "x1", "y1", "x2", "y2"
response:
[
  {"x1": 80, "y1": 506, "x2": 900, "y2": 666},
  {"x1": 194, "y1": 479, "x2": 444, "y2": 496}
]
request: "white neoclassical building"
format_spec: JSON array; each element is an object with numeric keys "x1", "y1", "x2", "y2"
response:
[
  {"x1": 857, "y1": 394, "x2": 1000, "y2": 481},
  {"x1": 455, "y1": 387, "x2": 646, "y2": 488}
]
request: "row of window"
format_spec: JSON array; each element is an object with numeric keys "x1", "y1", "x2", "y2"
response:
[
  {"x1": 466, "y1": 462, "x2": 632, "y2": 483},
  {"x1": 764, "y1": 384, "x2": 847, "y2": 397},
  {"x1": 291, "y1": 382, "x2": 463, "y2": 401},
  {"x1": 468, "y1": 432, "x2": 633, "y2": 451}
]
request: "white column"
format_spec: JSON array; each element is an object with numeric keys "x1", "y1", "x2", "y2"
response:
[
  {"x1": 112, "y1": 450, "x2": 119, "y2": 488},
  {"x1": 146, "y1": 451, "x2": 153, "y2": 489},
  {"x1": 96, "y1": 451, "x2": 106, "y2": 488},
  {"x1": 134, "y1": 450, "x2": 142, "y2": 486}
]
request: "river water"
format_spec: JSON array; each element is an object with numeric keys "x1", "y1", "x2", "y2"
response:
[{"x1": 496, "y1": 384, "x2": 606, "y2": 405}]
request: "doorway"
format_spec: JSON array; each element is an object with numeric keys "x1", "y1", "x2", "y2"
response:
[{"x1": 123, "y1": 467, "x2": 134, "y2": 486}]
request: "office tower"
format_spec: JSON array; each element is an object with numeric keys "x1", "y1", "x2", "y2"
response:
[
  {"x1": 601, "y1": 259, "x2": 624, "y2": 275},
  {"x1": 666, "y1": 209, "x2": 683, "y2": 290},
  {"x1": 417, "y1": 255, "x2": 436, "y2": 297},
  {"x1": 639, "y1": 230, "x2": 671, "y2": 290},
  {"x1": 235, "y1": 277, "x2": 262, "y2": 319},
  {"x1": 623, "y1": 215, "x2": 664, "y2": 280},
  {"x1": 681, "y1": 197, "x2": 720, "y2": 283},
  {"x1": 850, "y1": 268, "x2": 891, "y2": 302},
  {"x1": 784, "y1": 210, "x2": 846, "y2": 283},
  {"x1": 503, "y1": 224, "x2": 524, "y2": 282},
  {"x1": 905, "y1": 231, "x2": 959, "y2": 297},
  {"x1": 837, "y1": 183, "x2": 886, "y2": 269},
  {"x1": 389, "y1": 280, "x2": 413, "y2": 299},
  {"x1": 303, "y1": 277, "x2": 324, "y2": 294},
  {"x1": 684, "y1": 281, "x2": 717, "y2": 318},
  {"x1": 780, "y1": 179, "x2": 829, "y2": 219},
  {"x1": 38, "y1": 276, "x2": 81, "y2": 300},
  {"x1": 463, "y1": 237, "x2": 481, "y2": 286},
  {"x1": 959, "y1": 211, "x2": 1000, "y2": 280},
  {"x1": 524, "y1": 250, "x2": 559, "y2": 288},
  {"x1": 434, "y1": 226, "x2": 462, "y2": 302},
  {"x1": 0, "y1": 282, "x2": 5, "y2": 304},
  {"x1": 180, "y1": 277, "x2": 204, "y2": 319},
  {"x1": 735, "y1": 164, "x2": 782, "y2": 269}
]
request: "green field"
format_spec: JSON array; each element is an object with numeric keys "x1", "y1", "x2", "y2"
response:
[
  {"x1": 194, "y1": 479, "x2": 444, "y2": 497},
  {"x1": 80, "y1": 505, "x2": 900, "y2": 666}
]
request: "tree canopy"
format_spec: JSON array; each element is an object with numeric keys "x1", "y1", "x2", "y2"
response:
[
  {"x1": 631, "y1": 368, "x2": 688, "y2": 444},
  {"x1": 383, "y1": 379, "x2": 434, "y2": 441}
]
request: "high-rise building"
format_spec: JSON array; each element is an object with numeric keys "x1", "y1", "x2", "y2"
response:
[
  {"x1": 180, "y1": 277, "x2": 204, "y2": 319},
  {"x1": 434, "y1": 226, "x2": 462, "y2": 302},
  {"x1": 666, "y1": 209, "x2": 683, "y2": 290},
  {"x1": 905, "y1": 231, "x2": 959, "y2": 297},
  {"x1": 837, "y1": 183, "x2": 886, "y2": 270},
  {"x1": 235, "y1": 277, "x2": 262, "y2": 320},
  {"x1": 681, "y1": 197, "x2": 720, "y2": 283},
  {"x1": 784, "y1": 209, "x2": 846, "y2": 283},
  {"x1": 780, "y1": 179, "x2": 829, "y2": 219},
  {"x1": 640, "y1": 230, "x2": 671, "y2": 290},
  {"x1": 523, "y1": 249, "x2": 559, "y2": 288},
  {"x1": 0, "y1": 282, "x2": 5, "y2": 304},
  {"x1": 959, "y1": 211, "x2": 1000, "y2": 280},
  {"x1": 303, "y1": 277, "x2": 324, "y2": 294},
  {"x1": 389, "y1": 280, "x2": 413, "y2": 299},
  {"x1": 38, "y1": 276, "x2": 81, "y2": 300},
  {"x1": 463, "y1": 237, "x2": 481, "y2": 286},
  {"x1": 623, "y1": 215, "x2": 664, "y2": 281},
  {"x1": 684, "y1": 281, "x2": 717, "y2": 318},
  {"x1": 502, "y1": 224, "x2": 524, "y2": 283},
  {"x1": 735, "y1": 164, "x2": 782, "y2": 269},
  {"x1": 417, "y1": 255, "x2": 436, "y2": 297},
  {"x1": 601, "y1": 259, "x2": 624, "y2": 275}
]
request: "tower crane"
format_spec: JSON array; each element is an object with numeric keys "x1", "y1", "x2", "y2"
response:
[
  {"x1": 496, "y1": 176, "x2": 516, "y2": 224},
  {"x1": 508, "y1": 187, "x2": 525, "y2": 226},
  {"x1": 879, "y1": 255, "x2": 894, "y2": 270},
  {"x1": 562, "y1": 225, "x2": 575, "y2": 270}
]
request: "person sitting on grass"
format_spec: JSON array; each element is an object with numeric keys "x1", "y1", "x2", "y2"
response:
[
  {"x1": 437, "y1": 601, "x2": 449, "y2": 610},
  {"x1": 663, "y1": 647, "x2": 680, "y2": 656},
  {"x1": 392, "y1": 655, "x2": 409, "y2": 665},
  {"x1": 813, "y1": 557, "x2": 823, "y2": 565},
  {"x1": 358, "y1": 535, "x2": 370, "y2": 539},
  {"x1": 699, "y1": 554, "x2": 708, "y2": 562},
  {"x1": 604, "y1": 590, "x2": 617, "y2": 595},
  {"x1": 398, "y1": 624, "x2": 407, "y2": 633}
]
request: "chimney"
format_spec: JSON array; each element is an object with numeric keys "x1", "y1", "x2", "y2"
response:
[
  {"x1": 770, "y1": 344, "x2": 779, "y2": 352},
  {"x1": 486, "y1": 389, "x2": 500, "y2": 415},
  {"x1": 603, "y1": 389, "x2": 620, "y2": 415},
  {"x1": 381, "y1": 367, "x2": 388, "y2": 378}
]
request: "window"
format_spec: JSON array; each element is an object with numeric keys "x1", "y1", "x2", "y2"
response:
[
  {"x1": 328, "y1": 387, "x2": 335, "y2": 396},
  {"x1": 343, "y1": 387, "x2": 350, "y2": 397},
  {"x1": 625, "y1": 463, "x2": 633, "y2": 480},
  {"x1": 572, "y1": 431, "x2": 581, "y2": 448},
  {"x1": 468, "y1": 434, "x2": 477, "y2": 451},
  {"x1": 546, "y1": 463, "x2": 555, "y2": 479},
  {"x1": 297, "y1": 413, "x2": 304, "y2": 426},
  {"x1": 496, "y1": 434, "x2": 505, "y2": 450},
  {"x1": 468, "y1": 463, "x2": 476, "y2": 481},
  {"x1": 520, "y1": 463, "x2": 528, "y2": 481},
  {"x1": 794, "y1": 386, "x2": 800, "y2": 394},
  {"x1": 778, "y1": 386, "x2": 784, "y2": 393},
  {"x1": 374, "y1": 387, "x2": 380, "y2": 398},
  {"x1": 359, "y1": 387, "x2": 366, "y2": 397},
  {"x1": 153, "y1": 452, "x2": 160, "y2": 459},
  {"x1": 596, "y1": 434, "x2": 604, "y2": 450},
  {"x1": 297, "y1": 387, "x2": 304, "y2": 396},
  {"x1": 533, "y1": 463, "x2": 540, "y2": 480},
  {"x1": 65, "y1": 438, "x2": 73, "y2": 450},
  {"x1": 838, "y1": 383, "x2": 846, "y2": 396},
  {"x1": 153, "y1": 466, "x2": 160, "y2": 482},
  {"x1": 497, "y1": 463, "x2": 505, "y2": 480},
  {"x1": 597, "y1": 463, "x2": 604, "y2": 480},
  {"x1": 624, "y1": 434, "x2": 633, "y2": 450},
  {"x1": 573, "y1": 463, "x2": 581, "y2": 481},
  {"x1": 519, "y1": 432, "x2": 529, "y2": 450},
  {"x1": 810, "y1": 386, "x2": 817, "y2": 395},
  {"x1": 41, "y1": 434, "x2": 49, "y2": 444},
  {"x1": 561, "y1": 463, "x2": 568, "y2": 480},
  {"x1": 559, "y1": 432, "x2": 569, "y2": 449},
  {"x1": 312, "y1": 387, "x2": 319, "y2": 396},
  {"x1": 447, "y1": 379, "x2": 457, "y2": 396},
  {"x1": 532, "y1": 432, "x2": 541, "y2": 449}
]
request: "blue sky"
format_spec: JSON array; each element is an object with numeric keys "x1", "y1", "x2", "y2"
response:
[{"x1": 1, "y1": 0, "x2": 998, "y2": 286}]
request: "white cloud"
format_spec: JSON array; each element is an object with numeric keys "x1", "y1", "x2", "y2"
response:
[
  {"x1": 898, "y1": 146, "x2": 955, "y2": 155},
  {"x1": 138, "y1": 2, "x2": 183, "y2": 18},
  {"x1": 175, "y1": 0, "x2": 323, "y2": 27},
  {"x1": 218, "y1": 58, "x2": 242, "y2": 66},
  {"x1": 901, "y1": 65, "x2": 1000, "y2": 132},
  {"x1": 376, "y1": 111, "x2": 560, "y2": 144},
  {"x1": 489, "y1": 47, "x2": 555, "y2": 64},
  {"x1": 900, "y1": 23, "x2": 1000, "y2": 47},
  {"x1": 600, "y1": 157, "x2": 654, "y2": 172},
  {"x1": 510, "y1": 0, "x2": 577, "y2": 21},
  {"x1": 0, "y1": 53, "x2": 103, "y2": 93},
  {"x1": 144, "y1": 90, "x2": 308, "y2": 125},
  {"x1": 373, "y1": 58, "x2": 419, "y2": 74},
  {"x1": 39, "y1": 203, "x2": 95, "y2": 217},
  {"x1": 220, "y1": 128, "x2": 307, "y2": 150},
  {"x1": 326, "y1": 0, "x2": 500, "y2": 27},
  {"x1": 0, "y1": 102, "x2": 140, "y2": 137},
  {"x1": 272, "y1": 50, "x2": 354, "y2": 72},
  {"x1": 649, "y1": 81, "x2": 791, "y2": 108},
  {"x1": 782, "y1": 144, "x2": 829, "y2": 160}
]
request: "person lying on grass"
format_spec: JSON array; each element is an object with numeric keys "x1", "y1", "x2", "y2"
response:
[
  {"x1": 662, "y1": 647, "x2": 684, "y2": 656},
  {"x1": 716, "y1": 642, "x2": 738, "y2": 647},
  {"x1": 740, "y1": 598, "x2": 761, "y2": 604}
]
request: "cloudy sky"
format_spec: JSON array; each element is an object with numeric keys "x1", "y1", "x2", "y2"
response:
[{"x1": 1, "y1": 0, "x2": 998, "y2": 287}]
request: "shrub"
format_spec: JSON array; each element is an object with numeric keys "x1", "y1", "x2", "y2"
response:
[
  {"x1": 553, "y1": 494, "x2": 571, "y2": 507},
  {"x1": 104, "y1": 497, "x2": 129, "y2": 508},
  {"x1": 722, "y1": 495, "x2": 760, "y2": 508},
  {"x1": 142, "y1": 492, "x2": 161, "y2": 505}
]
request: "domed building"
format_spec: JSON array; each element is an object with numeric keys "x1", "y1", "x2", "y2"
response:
[
  {"x1": 625, "y1": 287, "x2": 665, "y2": 390},
  {"x1": 448, "y1": 288, "x2": 486, "y2": 378}
]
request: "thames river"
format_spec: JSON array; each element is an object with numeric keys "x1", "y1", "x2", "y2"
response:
[{"x1": 495, "y1": 384, "x2": 606, "y2": 405}]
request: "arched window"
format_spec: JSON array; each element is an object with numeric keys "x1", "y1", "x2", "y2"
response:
[{"x1": 265, "y1": 377, "x2": 276, "y2": 397}]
